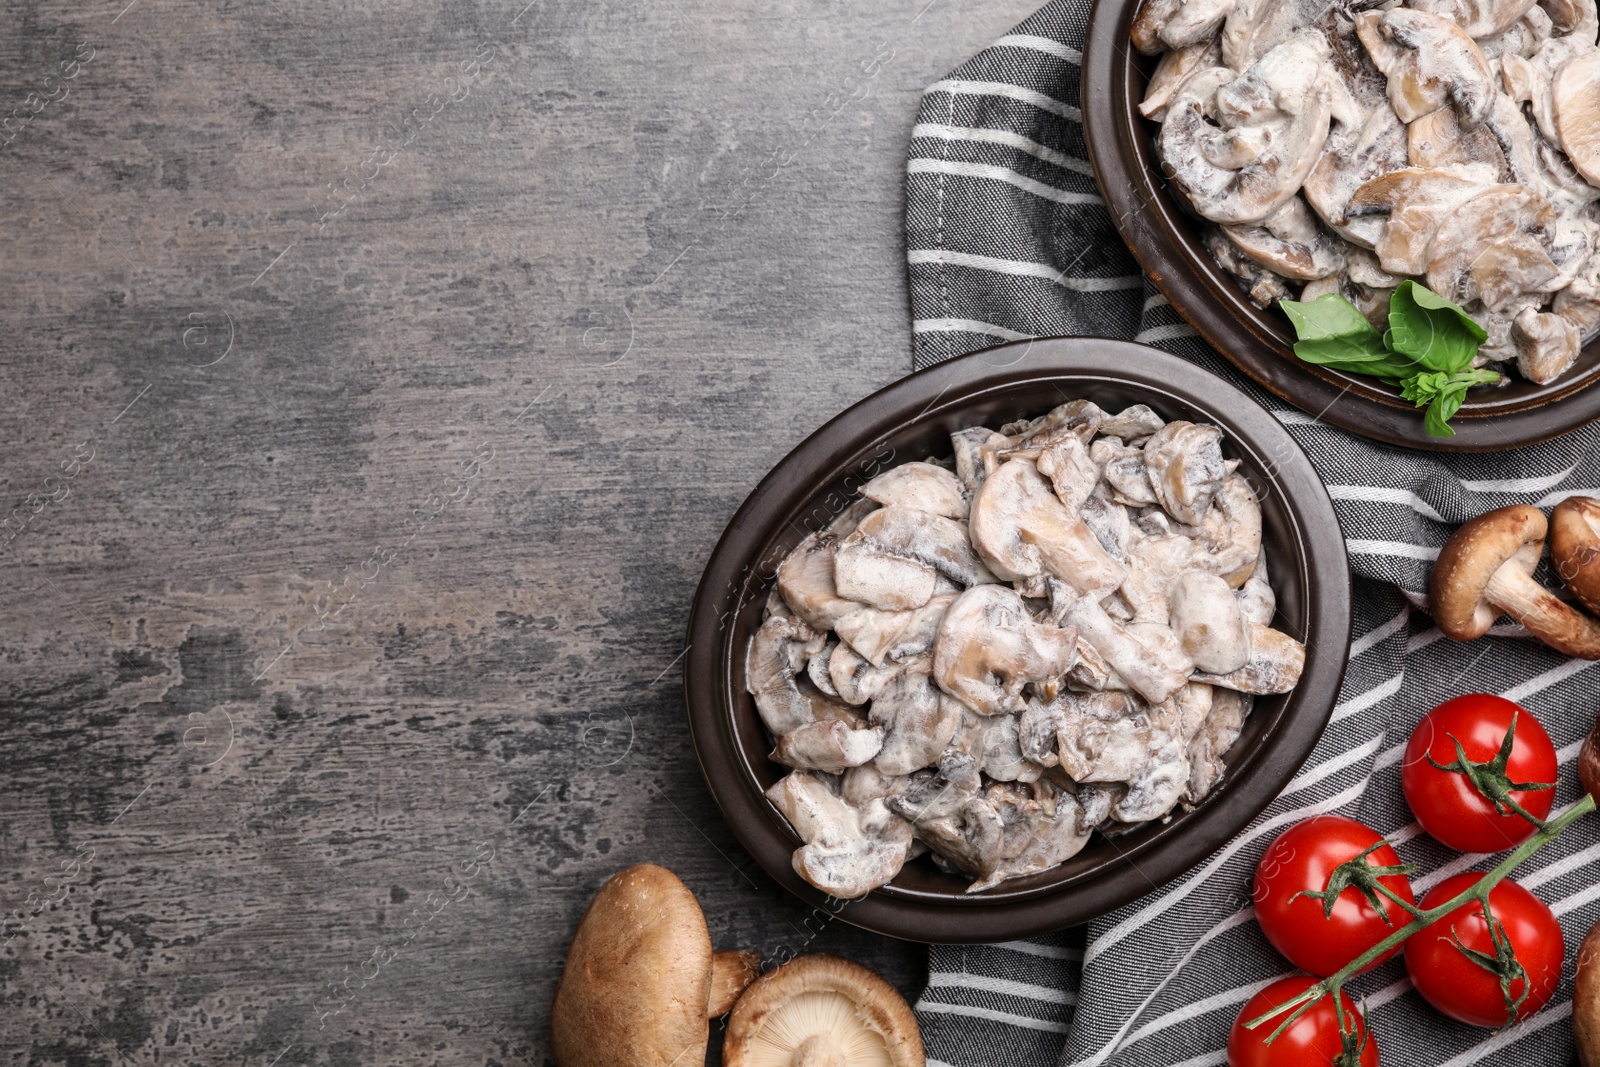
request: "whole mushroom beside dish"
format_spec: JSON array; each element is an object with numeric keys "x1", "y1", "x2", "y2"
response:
[
  {"x1": 1133, "y1": 0, "x2": 1600, "y2": 385},
  {"x1": 747, "y1": 399, "x2": 1306, "y2": 897}
]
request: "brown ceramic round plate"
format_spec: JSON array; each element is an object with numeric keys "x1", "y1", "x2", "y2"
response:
[
  {"x1": 1081, "y1": 0, "x2": 1600, "y2": 452},
  {"x1": 684, "y1": 338, "x2": 1351, "y2": 942}
]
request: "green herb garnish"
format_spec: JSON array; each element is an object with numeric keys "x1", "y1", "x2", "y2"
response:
[{"x1": 1279, "y1": 281, "x2": 1501, "y2": 437}]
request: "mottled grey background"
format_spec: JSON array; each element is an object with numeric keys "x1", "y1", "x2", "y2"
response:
[{"x1": 0, "y1": 0, "x2": 1042, "y2": 1062}]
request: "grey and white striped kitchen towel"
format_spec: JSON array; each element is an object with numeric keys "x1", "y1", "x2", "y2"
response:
[{"x1": 904, "y1": 4, "x2": 1600, "y2": 1065}]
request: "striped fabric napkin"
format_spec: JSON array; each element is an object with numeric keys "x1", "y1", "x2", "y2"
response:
[{"x1": 903, "y1": 4, "x2": 1600, "y2": 1065}]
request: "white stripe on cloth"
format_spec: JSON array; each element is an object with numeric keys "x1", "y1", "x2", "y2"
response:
[
  {"x1": 1112, "y1": 974, "x2": 1286, "y2": 1054},
  {"x1": 916, "y1": 1001, "x2": 1071, "y2": 1032},
  {"x1": 1328, "y1": 674, "x2": 1404, "y2": 724},
  {"x1": 1350, "y1": 605, "x2": 1410, "y2": 658},
  {"x1": 1537, "y1": 486, "x2": 1600, "y2": 507},
  {"x1": 1434, "y1": 1004, "x2": 1572, "y2": 1067},
  {"x1": 1166, "y1": 1052, "x2": 1228, "y2": 1067},
  {"x1": 908, "y1": 249, "x2": 1141, "y2": 290},
  {"x1": 924, "y1": 78, "x2": 1081, "y2": 121},
  {"x1": 1460, "y1": 466, "x2": 1577, "y2": 493},
  {"x1": 1520, "y1": 840, "x2": 1600, "y2": 889},
  {"x1": 1134, "y1": 323, "x2": 1198, "y2": 344},
  {"x1": 1282, "y1": 734, "x2": 1384, "y2": 791},
  {"x1": 1502, "y1": 657, "x2": 1600, "y2": 702},
  {"x1": 910, "y1": 122, "x2": 1095, "y2": 175},
  {"x1": 925, "y1": 971, "x2": 1076, "y2": 1005},
  {"x1": 908, "y1": 158, "x2": 1103, "y2": 204},
  {"x1": 1142, "y1": 294, "x2": 1168, "y2": 311},
  {"x1": 1345, "y1": 539, "x2": 1441, "y2": 561},
  {"x1": 1325, "y1": 484, "x2": 1446, "y2": 522},
  {"x1": 992, "y1": 33, "x2": 1083, "y2": 63},
  {"x1": 993, "y1": 939, "x2": 1081, "y2": 960},
  {"x1": 912, "y1": 318, "x2": 1035, "y2": 342}
]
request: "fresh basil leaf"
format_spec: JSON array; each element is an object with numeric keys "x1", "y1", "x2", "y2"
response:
[
  {"x1": 1388, "y1": 280, "x2": 1487, "y2": 374},
  {"x1": 1423, "y1": 381, "x2": 1471, "y2": 437},
  {"x1": 1280, "y1": 295, "x2": 1392, "y2": 366},
  {"x1": 1401, "y1": 371, "x2": 1449, "y2": 405}
]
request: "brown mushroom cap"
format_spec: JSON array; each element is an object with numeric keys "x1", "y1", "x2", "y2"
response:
[
  {"x1": 1575, "y1": 912, "x2": 1600, "y2": 1067},
  {"x1": 1431, "y1": 504, "x2": 1600, "y2": 658},
  {"x1": 552, "y1": 864, "x2": 753, "y2": 1067},
  {"x1": 1430, "y1": 504, "x2": 1546, "y2": 640},
  {"x1": 1551, "y1": 496, "x2": 1600, "y2": 616},
  {"x1": 723, "y1": 954, "x2": 925, "y2": 1067}
]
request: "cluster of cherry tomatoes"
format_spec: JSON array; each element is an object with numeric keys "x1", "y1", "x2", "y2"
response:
[{"x1": 1227, "y1": 694, "x2": 1566, "y2": 1066}]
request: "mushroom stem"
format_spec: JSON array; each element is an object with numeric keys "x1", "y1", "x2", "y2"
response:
[
  {"x1": 1483, "y1": 558, "x2": 1600, "y2": 658},
  {"x1": 1578, "y1": 917, "x2": 1600, "y2": 1067},
  {"x1": 709, "y1": 950, "x2": 762, "y2": 1017}
]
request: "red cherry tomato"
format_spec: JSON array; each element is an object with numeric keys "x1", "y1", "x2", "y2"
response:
[
  {"x1": 1254, "y1": 815, "x2": 1416, "y2": 976},
  {"x1": 1228, "y1": 975, "x2": 1378, "y2": 1067},
  {"x1": 1406, "y1": 873, "x2": 1564, "y2": 1028},
  {"x1": 1402, "y1": 694, "x2": 1557, "y2": 852}
]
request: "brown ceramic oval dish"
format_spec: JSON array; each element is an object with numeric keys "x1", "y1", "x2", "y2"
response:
[
  {"x1": 1081, "y1": 0, "x2": 1600, "y2": 452},
  {"x1": 684, "y1": 338, "x2": 1351, "y2": 942}
]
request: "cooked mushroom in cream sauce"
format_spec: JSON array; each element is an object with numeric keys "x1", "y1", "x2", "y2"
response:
[
  {"x1": 745, "y1": 401, "x2": 1305, "y2": 896},
  {"x1": 1136, "y1": 0, "x2": 1600, "y2": 384}
]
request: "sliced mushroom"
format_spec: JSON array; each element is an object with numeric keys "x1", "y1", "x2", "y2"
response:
[
  {"x1": 843, "y1": 506, "x2": 996, "y2": 589},
  {"x1": 1184, "y1": 689, "x2": 1251, "y2": 802},
  {"x1": 1356, "y1": 9, "x2": 1496, "y2": 125},
  {"x1": 1220, "y1": 0, "x2": 1301, "y2": 72},
  {"x1": 1144, "y1": 420, "x2": 1230, "y2": 525},
  {"x1": 1406, "y1": 0, "x2": 1541, "y2": 40},
  {"x1": 1426, "y1": 184, "x2": 1562, "y2": 310},
  {"x1": 1303, "y1": 105, "x2": 1411, "y2": 248},
  {"x1": 829, "y1": 640, "x2": 901, "y2": 704},
  {"x1": 1142, "y1": 38, "x2": 1224, "y2": 120},
  {"x1": 868, "y1": 660, "x2": 961, "y2": 776},
  {"x1": 1407, "y1": 104, "x2": 1509, "y2": 173},
  {"x1": 860, "y1": 461, "x2": 967, "y2": 520},
  {"x1": 1170, "y1": 569, "x2": 1253, "y2": 673},
  {"x1": 1093, "y1": 436, "x2": 1160, "y2": 507},
  {"x1": 1120, "y1": 533, "x2": 1198, "y2": 623},
  {"x1": 1512, "y1": 304, "x2": 1583, "y2": 382},
  {"x1": 951, "y1": 426, "x2": 1008, "y2": 495},
  {"x1": 1160, "y1": 38, "x2": 1336, "y2": 224},
  {"x1": 832, "y1": 542, "x2": 936, "y2": 612},
  {"x1": 1133, "y1": 0, "x2": 1239, "y2": 54},
  {"x1": 833, "y1": 593, "x2": 955, "y2": 668},
  {"x1": 953, "y1": 707, "x2": 1044, "y2": 783},
  {"x1": 748, "y1": 616, "x2": 849, "y2": 734},
  {"x1": 1101, "y1": 404, "x2": 1167, "y2": 441},
  {"x1": 807, "y1": 638, "x2": 840, "y2": 696},
  {"x1": 932, "y1": 585, "x2": 1079, "y2": 715},
  {"x1": 968, "y1": 779, "x2": 1093, "y2": 892},
  {"x1": 1112, "y1": 736, "x2": 1191, "y2": 822},
  {"x1": 1540, "y1": 0, "x2": 1598, "y2": 38},
  {"x1": 1036, "y1": 435, "x2": 1101, "y2": 514},
  {"x1": 551, "y1": 865, "x2": 757, "y2": 1067},
  {"x1": 1554, "y1": 50, "x2": 1600, "y2": 185},
  {"x1": 1237, "y1": 546, "x2": 1278, "y2": 624},
  {"x1": 1066, "y1": 594, "x2": 1190, "y2": 704},
  {"x1": 840, "y1": 764, "x2": 910, "y2": 807},
  {"x1": 969, "y1": 457, "x2": 1128, "y2": 593},
  {"x1": 1203, "y1": 225, "x2": 1300, "y2": 305},
  {"x1": 766, "y1": 771, "x2": 913, "y2": 898},
  {"x1": 772, "y1": 716, "x2": 884, "y2": 773},
  {"x1": 1345, "y1": 164, "x2": 1499, "y2": 275},
  {"x1": 1191, "y1": 623, "x2": 1307, "y2": 692},
  {"x1": 1221, "y1": 196, "x2": 1347, "y2": 279},
  {"x1": 887, "y1": 752, "x2": 1005, "y2": 880},
  {"x1": 777, "y1": 532, "x2": 860, "y2": 631},
  {"x1": 723, "y1": 954, "x2": 924, "y2": 1067},
  {"x1": 1007, "y1": 399, "x2": 1108, "y2": 449},
  {"x1": 1192, "y1": 473, "x2": 1264, "y2": 587}
]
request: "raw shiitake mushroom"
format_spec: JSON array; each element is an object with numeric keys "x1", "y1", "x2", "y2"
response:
[
  {"x1": 723, "y1": 954, "x2": 924, "y2": 1067},
  {"x1": 1577, "y1": 916, "x2": 1600, "y2": 1067},
  {"x1": 550, "y1": 864, "x2": 760, "y2": 1067}
]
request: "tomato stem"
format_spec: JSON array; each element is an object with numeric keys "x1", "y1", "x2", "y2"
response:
[
  {"x1": 1244, "y1": 793, "x2": 1594, "y2": 1041},
  {"x1": 1426, "y1": 713, "x2": 1557, "y2": 831}
]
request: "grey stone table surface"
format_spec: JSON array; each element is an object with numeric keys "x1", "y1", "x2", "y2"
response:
[{"x1": 0, "y1": 0, "x2": 1045, "y2": 1063}]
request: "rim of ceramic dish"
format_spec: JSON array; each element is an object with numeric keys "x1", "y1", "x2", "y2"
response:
[
  {"x1": 1081, "y1": 0, "x2": 1600, "y2": 452},
  {"x1": 683, "y1": 337, "x2": 1352, "y2": 942}
]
